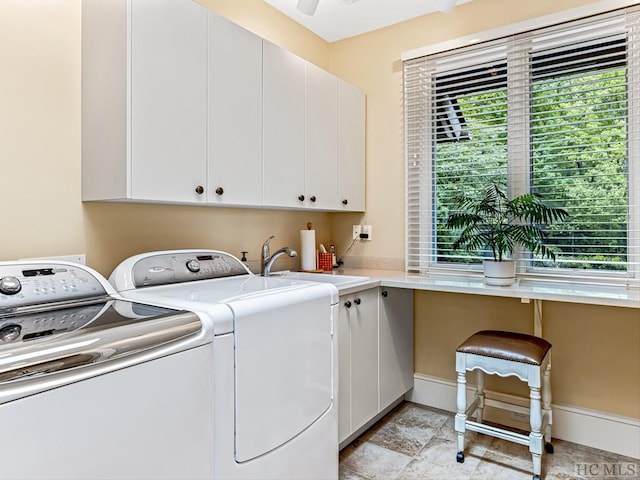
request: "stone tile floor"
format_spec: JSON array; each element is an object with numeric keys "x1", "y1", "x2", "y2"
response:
[{"x1": 339, "y1": 402, "x2": 639, "y2": 480}]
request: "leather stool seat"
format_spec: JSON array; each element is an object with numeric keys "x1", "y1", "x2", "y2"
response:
[
  {"x1": 457, "y1": 330, "x2": 551, "y2": 365},
  {"x1": 455, "y1": 330, "x2": 553, "y2": 480}
]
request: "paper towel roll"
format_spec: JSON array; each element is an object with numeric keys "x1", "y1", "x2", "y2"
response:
[{"x1": 300, "y1": 229, "x2": 316, "y2": 271}]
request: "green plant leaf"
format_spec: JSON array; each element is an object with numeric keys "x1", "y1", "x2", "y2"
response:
[{"x1": 445, "y1": 183, "x2": 568, "y2": 262}]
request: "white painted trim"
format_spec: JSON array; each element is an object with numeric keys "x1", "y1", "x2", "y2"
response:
[
  {"x1": 406, "y1": 373, "x2": 640, "y2": 459},
  {"x1": 401, "y1": 0, "x2": 640, "y2": 60}
]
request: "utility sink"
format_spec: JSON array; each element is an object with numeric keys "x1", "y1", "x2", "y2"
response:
[{"x1": 271, "y1": 271, "x2": 371, "y2": 287}]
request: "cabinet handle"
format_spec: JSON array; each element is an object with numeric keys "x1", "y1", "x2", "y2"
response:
[
  {"x1": 310, "y1": 195, "x2": 317, "y2": 203},
  {"x1": 344, "y1": 300, "x2": 352, "y2": 308},
  {"x1": 381, "y1": 290, "x2": 388, "y2": 297},
  {"x1": 195, "y1": 185, "x2": 204, "y2": 195},
  {"x1": 298, "y1": 195, "x2": 305, "y2": 202},
  {"x1": 354, "y1": 298, "x2": 361, "y2": 305},
  {"x1": 342, "y1": 199, "x2": 348, "y2": 205},
  {"x1": 215, "y1": 187, "x2": 224, "y2": 195}
]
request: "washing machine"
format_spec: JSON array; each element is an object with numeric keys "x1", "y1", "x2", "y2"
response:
[
  {"x1": 109, "y1": 249, "x2": 339, "y2": 480},
  {"x1": 0, "y1": 260, "x2": 224, "y2": 480}
]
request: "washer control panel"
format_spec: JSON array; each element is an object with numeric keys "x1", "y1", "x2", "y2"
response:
[
  {"x1": 0, "y1": 264, "x2": 107, "y2": 310},
  {"x1": 132, "y1": 251, "x2": 250, "y2": 288}
]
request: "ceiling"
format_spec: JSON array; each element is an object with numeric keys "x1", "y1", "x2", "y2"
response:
[{"x1": 263, "y1": 0, "x2": 474, "y2": 43}]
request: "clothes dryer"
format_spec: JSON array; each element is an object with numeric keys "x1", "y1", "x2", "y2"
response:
[{"x1": 110, "y1": 249, "x2": 339, "y2": 480}]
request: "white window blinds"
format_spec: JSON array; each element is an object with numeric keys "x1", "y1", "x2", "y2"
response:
[{"x1": 404, "y1": 6, "x2": 640, "y2": 286}]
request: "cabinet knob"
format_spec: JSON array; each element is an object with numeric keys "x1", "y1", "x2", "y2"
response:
[
  {"x1": 344, "y1": 300, "x2": 352, "y2": 308},
  {"x1": 354, "y1": 297, "x2": 361, "y2": 305},
  {"x1": 195, "y1": 185, "x2": 204, "y2": 195},
  {"x1": 381, "y1": 290, "x2": 388, "y2": 297},
  {"x1": 215, "y1": 187, "x2": 224, "y2": 195},
  {"x1": 298, "y1": 195, "x2": 305, "y2": 202},
  {"x1": 342, "y1": 199, "x2": 348, "y2": 205},
  {"x1": 310, "y1": 195, "x2": 317, "y2": 203}
]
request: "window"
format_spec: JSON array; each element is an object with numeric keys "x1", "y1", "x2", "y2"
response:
[{"x1": 404, "y1": 7, "x2": 640, "y2": 286}]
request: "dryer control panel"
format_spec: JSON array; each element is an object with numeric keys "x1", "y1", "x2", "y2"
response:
[
  {"x1": 0, "y1": 263, "x2": 107, "y2": 310},
  {"x1": 132, "y1": 251, "x2": 251, "y2": 288}
]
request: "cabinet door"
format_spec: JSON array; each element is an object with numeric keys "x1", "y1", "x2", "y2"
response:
[
  {"x1": 263, "y1": 41, "x2": 306, "y2": 208},
  {"x1": 337, "y1": 298, "x2": 351, "y2": 444},
  {"x1": 129, "y1": 0, "x2": 208, "y2": 203},
  {"x1": 338, "y1": 80, "x2": 365, "y2": 211},
  {"x1": 208, "y1": 13, "x2": 263, "y2": 206},
  {"x1": 379, "y1": 287, "x2": 414, "y2": 410},
  {"x1": 347, "y1": 289, "x2": 379, "y2": 433},
  {"x1": 306, "y1": 63, "x2": 339, "y2": 210}
]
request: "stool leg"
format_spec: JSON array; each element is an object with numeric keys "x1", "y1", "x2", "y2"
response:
[
  {"x1": 542, "y1": 359, "x2": 553, "y2": 452},
  {"x1": 529, "y1": 385, "x2": 543, "y2": 478},
  {"x1": 455, "y1": 370, "x2": 467, "y2": 462},
  {"x1": 476, "y1": 369, "x2": 485, "y2": 423}
]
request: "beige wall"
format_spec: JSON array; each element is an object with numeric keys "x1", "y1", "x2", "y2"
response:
[
  {"x1": 1, "y1": 0, "x2": 637, "y2": 420},
  {"x1": 416, "y1": 292, "x2": 640, "y2": 418}
]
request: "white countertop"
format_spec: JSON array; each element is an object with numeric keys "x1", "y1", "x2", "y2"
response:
[{"x1": 323, "y1": 268, "x2": 640, "y2": 309}]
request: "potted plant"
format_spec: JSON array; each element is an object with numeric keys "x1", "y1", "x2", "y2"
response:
[{"x1": 445, "y1": 183, "x2": 568, "y2": 286}]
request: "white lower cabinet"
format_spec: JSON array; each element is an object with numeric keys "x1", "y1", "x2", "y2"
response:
[
  {"x1": 379, "y1": 288, "x2": 414, "y2": 409},
  {"x1": 339, "y1": 289, "x2": 379, "y2": 443},
  {"x1": 338, "y1": 287, "x2": 414, "y2": 445}
]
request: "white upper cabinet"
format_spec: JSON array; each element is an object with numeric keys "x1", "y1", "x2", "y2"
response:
[
  {"x1": 208, "y1": 13, "x2": 263, "y2": 206},
  {"x1": 306, "y1": 63, "x2": 340, "y2": 210},
  {"x1": 339, "y1": 80, "x2": 366, "y2": 211},
  {"x1": 263, "y1": 41, "x2": 307, "y2": 208},
  {"x1": 82, "y1": 0, "x2": 364, "y2": 212},
  {"x1": 130, "y1": 0, "x2": 208, "y2": 203},
  {"x1": 82, "y1": 0, "x2": 208, "y2": 204}
]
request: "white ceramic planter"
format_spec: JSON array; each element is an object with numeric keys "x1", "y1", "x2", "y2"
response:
[{"x1": 483, "y1": 260, "x2": 516, "y2": 286}]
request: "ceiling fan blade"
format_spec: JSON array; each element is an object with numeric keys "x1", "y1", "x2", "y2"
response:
[
  {"x1": 438, "y1": 0, "x2": 458, "y2": 14},
  {"x1": 297, "y1": 0, "x2": 320, "y2": 16}
]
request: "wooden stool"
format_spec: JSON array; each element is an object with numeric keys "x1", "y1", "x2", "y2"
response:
[{"x1": 455, "y1": 330, "x2": 553, "y2": 480}]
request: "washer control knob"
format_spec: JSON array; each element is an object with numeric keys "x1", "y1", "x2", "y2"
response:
[
  {"x1": 0, "y1": 323, "x2": 21, "y2": 343},
  {"x1": 186, "y1": 260, "x2": 201, "y2": 273},
  {"x1": 0, "y1": 276, "x2": 21, "y2": 295}
]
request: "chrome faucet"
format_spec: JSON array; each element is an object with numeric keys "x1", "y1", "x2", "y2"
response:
[{"x1": 261, "y1": 234, "x2": 297, "y2": 276}]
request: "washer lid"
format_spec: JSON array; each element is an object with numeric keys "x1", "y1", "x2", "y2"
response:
[{"x1": 0, "y1": 299, "x2": 201, "y2": 384}]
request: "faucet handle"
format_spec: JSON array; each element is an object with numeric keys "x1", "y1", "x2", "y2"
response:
[
  {"x1": 263, "y1": 234, "x2": 276, "y2": 248},
  {"x1": 262, "y1": 234, "x2": 277, "y2": 258}
]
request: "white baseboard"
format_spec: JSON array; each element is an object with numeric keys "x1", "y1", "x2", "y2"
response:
[{"x1": 406, "y1": 373, "x2": 640, "y2": 459}]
